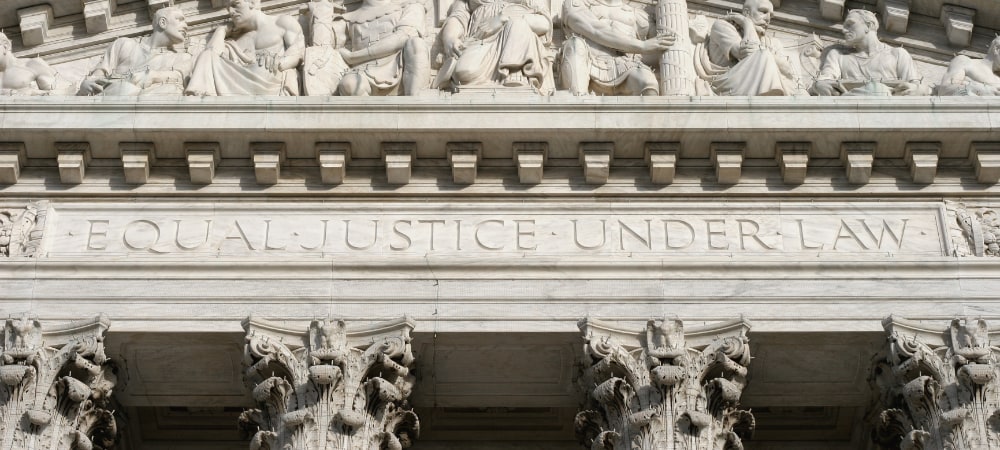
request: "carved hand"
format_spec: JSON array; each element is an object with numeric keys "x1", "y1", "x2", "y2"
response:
[
  {"x1": 78, "y1": 78, "x2": 108, "y2": 95},
  {"x1": 446, "y1": 39, "x2": 465, "y2": 58},
  {"x1": 725, "y1": 13, "x2": 754, "y2": 31},
  {"x1": 640, "y1": 33, "x2": 676, "y2": 53},
  {"x1": 893, "y1": 82, "x2": 930, "y2": 96},
  {"x1": 812, "y1": 79, "x2": 840, "y2": 96},
  {"x1": 737, "y1": 39, "x2": 760, "y2": 59}
]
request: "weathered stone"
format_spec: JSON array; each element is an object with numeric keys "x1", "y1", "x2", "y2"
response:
[
  {"x1": 577, "y1": 317, "x2": 753, "y2": 450},
  {"x1": 0, "y1": 315, "x2": 116, "y2": 450},
  {"x1": 242, "y1": 316, "x2": 419, "y2": 450},
  {"x1": 869, "y1": 317, "x2": 1000, "y2": 449}
]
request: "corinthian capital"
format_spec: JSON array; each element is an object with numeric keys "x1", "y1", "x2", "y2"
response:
[
  {"x1": 241, "y1": 316, "x2": 419, "y2": 450},
  {"x1": 0, "y1": 314, "x2": 116, "y2": 450},
  {"x1": 870, "y1": 316, "x2": 1000, "y2": 449},
  {"x1": 576, "y1": 317, "x2": 754, "y2": 450}
]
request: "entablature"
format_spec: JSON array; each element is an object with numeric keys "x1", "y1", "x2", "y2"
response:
[{"x1": 0, "y1": 96, "x2": 998, "y2": 192}]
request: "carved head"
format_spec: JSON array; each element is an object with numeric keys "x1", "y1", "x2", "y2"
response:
[
  {"x1": 5, "y1": 315, "x2": 41, "y2": 351},
  {"x1": 153, "y1": 7, "x2": 188, "y2": 46},
  {"x1": 0, "y1": 33, "x2": 11, "y2": 56},
  {"x1": 228, "y1": 0, "x2": 259, "y2": 30},
  {"x1": 843, "y1": 9, "x2": 878, "y2": 48},
  {"x1": 989, "y1": 35, "x2": 1000, "y2": 70},
  {"x1": 742, "y1": 0, "x2": 773, "y2": 30}
]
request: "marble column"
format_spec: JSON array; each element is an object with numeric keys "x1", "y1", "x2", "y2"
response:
[
  {"x1": 576, "y1": 317, "x2": 753, "y2": 449},
  {"x1": 241, "y1": 316, "x2": 419, "y2": 450},
  {"x1": 0, "y1": 315, "x2": 116, "y2": 450},
  {"x1": 870, "y1": 317, "x2": 1000, "y2": 449}
]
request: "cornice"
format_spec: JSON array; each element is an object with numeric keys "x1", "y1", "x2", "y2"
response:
[{"x1": 0, "y1": 96, "x2": 997, "y2": 194}]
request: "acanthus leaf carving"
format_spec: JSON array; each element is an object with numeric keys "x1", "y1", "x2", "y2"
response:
[
  {"x1": 869, "y1": 316, "x2": 1000, "y2": 449},
  {"x1": 0, "y1": 201, "x2": 48, "y2": 258},
  {"x1": 0, "y1": 314, "x2": 117, "y2": 450},
  {"x1": 946, "y1": 201, "x2": 1000, "y2": 257},
  {"x1": 241, "y1": 316, "x2": 419, "y2": 450},
  {"x1": 576, "y1": 317, "x2": 754, "y2": 450}
]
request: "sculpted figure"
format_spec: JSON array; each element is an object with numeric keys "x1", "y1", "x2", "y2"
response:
[
  {"x1": 0, "y1": 33, "x2": 57, "y2": 95},
  {"x1": 812, "y1": 10, "x2": 929, "y2": 96},
  {"x1": 560, "y1": 0, "x2": 674, "y2": 95},
  {"x1": 78, "y1": 7, "x2": 191, "y2": 96},
  {"x1": 435, "y1": 0, "x2": 553, "y2": 91},
  {"x1": 185, "y1": 0, "x2": 305, "y2": 96},
  {"x1": 938, "y1": 36, "x2": 1000, "y2": 96},
  {"x1": 694, "y1": 0, "x2": 802, "y2": 96},
  {"x1": 334, "y1": 0, "x2": 431, "y2": 95}
]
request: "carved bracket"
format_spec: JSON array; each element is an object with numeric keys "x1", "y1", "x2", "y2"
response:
[
  {"x1": 869, "y1": 317, "x2": 1000, "y2": 449},
  {"x1": 1, "y1": 201, "x2": 48, "y2": 258},
  {"x1": 576, "y1": 317, "x2": 754, "y2": 450},
  {"x1": 0, "y1": 314, "x2": 116, "y2": 450},
  {"x1": 646, "y1": 142, "x2": 679, "y2": 185},
  {"x1": 241, "y1": 316, "x2": 419, "y2": 450}
]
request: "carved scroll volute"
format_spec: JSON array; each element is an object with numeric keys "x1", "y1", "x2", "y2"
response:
[
  {"x1": 869, "y1": 317, "x2": 1000, "y2": 450},
  {"x1": 576, "y1": 317, "x2": 754, "y2": 450},
  {"x1": 0, "y1": 314, "x2": 117, "y2": 450},
  {"x1": 241, "y1": 316, "x2": 419, "y2": 450}
]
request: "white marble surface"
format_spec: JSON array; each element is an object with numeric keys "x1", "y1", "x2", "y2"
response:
[{"x1": 2, "y1": 199, "x2": 998, "y2": 334}]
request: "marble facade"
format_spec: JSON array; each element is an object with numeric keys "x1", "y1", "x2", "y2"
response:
[{"x1": 2, "y1": 0, "x2": 1000, "y2": 449}]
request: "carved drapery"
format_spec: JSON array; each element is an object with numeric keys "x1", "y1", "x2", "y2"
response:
[
  {"x1": 869, "y1": 317, "x2": 1000, "y2": 449},
  {"x1": 576, "y1": 317, "x2": 754, "y2": 450},
  {"x1": 241, "y1": 316, "x2": 419, "y2": 450},
  {"x1": 0, "y1": 201, "x2": 47, "y2": 258},
  {"x1": 0, "y1": 314, "x2": 116, "y2": 450}
]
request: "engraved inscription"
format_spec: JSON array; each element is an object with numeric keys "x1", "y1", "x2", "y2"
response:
[{"x1": 54, "y1": 205, "x2": 942, "y2": 258}]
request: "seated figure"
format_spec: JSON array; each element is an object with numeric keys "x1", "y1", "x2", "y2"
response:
[
  {"x1": 938, "y1": 36, "x2": 1000, "y2": 96},
  {"x1": 812, "y1": 9, "x2": 929, "y2": 96},
  {"x1": 560, "y1": 0, "x2": 674, "y2": 96},
  {"x1": 434, "y1": 0, "x2": 553, "y2": 92},
  {"x1": 78, "y1": 7, "x2": 192, "y2": 96},
  {"x1": 185, "y1": 0, "x2": 305, "y2": 96},
  {"x1": 334, "y1": 0, "x2": 430, "y2": 95},
  {"x1": 0, "y1": 33, "x2": 57, "y2": 95},
  {"x1": 694, "y1": 0, "x2": 802, "y2": 96}
]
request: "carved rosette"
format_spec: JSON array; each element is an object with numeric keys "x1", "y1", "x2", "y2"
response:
[
  {"x1": 0, "y1": 201, "x2": 48, "y2": 258},
  {"x1": 869, "y1": 317, "x2": 1000, "y2": 449},
  {"x1": 946, "y1": 202, "x2": 1000, "y2": 257},
  {"x1": 0, "y1": 314, "x2": 117, "y2": 450},
  {"x1": 576, "y1": 317, "x2": 754, "y2": 450},
  {"x1": 241, "y1": 316, "x2": 419, "y2": 450}
]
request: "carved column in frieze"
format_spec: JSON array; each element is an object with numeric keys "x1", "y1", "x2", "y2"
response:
[
  {"x1": 241, "y1": 317, "x2": 419, "y2": 450},
  {"x1": 576, "y1": 317, "x2": 754, "y2": 449},
  {"x1": 0, "y1": 314, "x2": 116, "y2": 450},
  {"x1": 869, "y1": 317, "x2": 1000, "y2": 449},
  {"x1": 0, "y1": 201, "x2": 48, "y2": 258}
]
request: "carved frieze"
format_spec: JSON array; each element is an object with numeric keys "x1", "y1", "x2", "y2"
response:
[
  {"x1": 1, "y1": 0, "x2": 988, "y2": 98},
  {"x1": 0, "y1": 201, "x2": 47, "y2": 258},
  {"x1": 576, "y1": 317, "x2": 754, "y2": 450},
  {"x1": 241, "y1": 316, "x2": 419, "y2": 450},
  {"x1": 869, "y1": 317, "x2": 1000, "y2": 449},
  {"x1": 946, "y1": 202, "x2": 1000, "y2": 257},
  {"x1": 0, "y1": 314, "x2": 116, "y2": 450}
]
